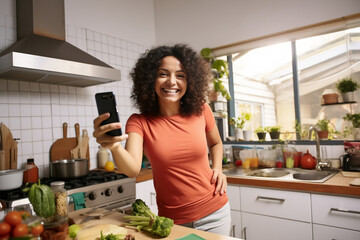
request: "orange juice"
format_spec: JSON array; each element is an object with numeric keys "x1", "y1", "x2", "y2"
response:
[
  {"x1": 243, "y1": 158, "x2": 251, "y2": 169},
  {"x1": 250, "y1": 158, "x2": 259, "y2": 168}
]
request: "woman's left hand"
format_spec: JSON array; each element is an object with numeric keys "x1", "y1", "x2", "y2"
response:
[{"x1": 211, "y1": 168, "x2": 227, "y2": 195}]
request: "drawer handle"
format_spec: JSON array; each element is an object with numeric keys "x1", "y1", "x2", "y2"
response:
[
  {"x1": 330, "y1": 208, "x2": 360, "y2": 215},
  {"x1": 256, "y1": 196, "x2": 285, "y2": 203}
]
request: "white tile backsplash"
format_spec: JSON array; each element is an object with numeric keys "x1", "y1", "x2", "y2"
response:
[{"x1": 0, "y1": 17, "x2": 149, "y2": 174}]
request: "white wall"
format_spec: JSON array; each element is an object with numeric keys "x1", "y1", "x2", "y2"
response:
[
  {"x1": 154, "y1": 0, "x2": 360, "y2": 51},
  {"x1": 65, "y1": 0, "x2": 156, "y2": 47}
]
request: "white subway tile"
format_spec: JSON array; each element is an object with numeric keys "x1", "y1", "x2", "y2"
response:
[
  {"x1": 21, "y1": 129, "x2": 33, "y2": 142},
  {"x1": 41, "y1": 117, "x2": 52, "y2": 129},
  {"x1": 9, "y1": 104, "x2": 20, "y2": 117},
  {"x1": 20, "y1": 117, "x2": 32, "y2": 129},
  {"x1": 19, "y1": 82, "x2": 30, "y2": 91},
  {"x1": 32, "y1": 129, "x2": 43, "y2": 142},
  {"x1": 8, "y1": 91, "x2": 19, "y2": 103},
  {"x1": 19, "y1": 91, "x2": 30, "y2": 103},
  {"x1": 31, "y1": 104, "x2": 42, "y2": 117},
  {"x1": 33, "y1": 140, "x2": 43, "y2": 153},
  {"x1": 9, "y1": 117, "x2": 20, "y2": 130},
  {"x1": 31, "y1": 116, "x2": 42, "y2": 129},
  {"x1": 20, "y1": 104, "x2": 31, "y2": 117}
]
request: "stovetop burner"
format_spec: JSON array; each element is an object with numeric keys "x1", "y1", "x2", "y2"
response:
[{"x1": 0, "y1": 170, "x2": 128, "y2": 202}]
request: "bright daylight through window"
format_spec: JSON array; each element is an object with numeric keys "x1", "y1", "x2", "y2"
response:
[{"x1": 217, "y1": 24, "x2": 360, "y2": 142}]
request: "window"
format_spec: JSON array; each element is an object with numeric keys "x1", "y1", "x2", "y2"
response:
[{"x1": 215, "y1": 14, "x2": 360, "y2": 141}]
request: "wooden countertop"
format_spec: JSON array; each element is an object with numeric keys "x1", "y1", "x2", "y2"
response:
[
  {"x1": 227, "y1": 171, "x2": 360, "y2": 198},
  {"x1": 69, "y1": 208, "x2": 239, "y2": 240},
  {"x1": 136, "y1": 168, "x2": 360, "y2": 198}
]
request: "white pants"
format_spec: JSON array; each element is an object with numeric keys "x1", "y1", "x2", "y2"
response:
[{"x1": 180, "y1": 201, "x2": 231, "y2": 236}]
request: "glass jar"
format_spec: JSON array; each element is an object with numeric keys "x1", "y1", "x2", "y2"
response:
[{"x1": 50, "y1": 181, "x2": 68, "y2": 221}]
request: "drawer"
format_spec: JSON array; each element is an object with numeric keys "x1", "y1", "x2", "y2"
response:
[
  {"x1": 242, "y1": 212, "x2": 312, "y2": 240},
  {"x1": 313, "y1": 224, "x2": 360, "y2": 240},
  {"x1": 240, "y1": 186, "x2": 311, "y2": 222},
  {"x1": 312, "y1": 194, "x2": 360, "y2": 231},
  {"x1": 227, "y1": 184, "x2": 240, "y2": 211}
]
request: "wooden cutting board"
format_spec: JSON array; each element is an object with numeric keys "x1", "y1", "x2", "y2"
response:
[
  {"x1": 77, "y1": 224, "x2": 128, "y2": 240},
  {"x1": 50, "y1": 123, "x2": 89, "y2": 162},
  {"x1": 0, "y1": 122, "x2": 18, "y2": 170}
]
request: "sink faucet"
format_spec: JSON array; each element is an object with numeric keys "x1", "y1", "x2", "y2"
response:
[{"x1": 308, "y1": 126, "x2": 331, "y2": 170}]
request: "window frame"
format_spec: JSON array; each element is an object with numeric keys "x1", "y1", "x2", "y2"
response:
[{"x1": 220, "y1": 13, "x2": 360, "y2": 142}]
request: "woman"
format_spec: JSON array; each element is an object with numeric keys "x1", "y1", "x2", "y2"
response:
[{"x1": 93, "y1": 44, "x2": 231, "y2": 235}]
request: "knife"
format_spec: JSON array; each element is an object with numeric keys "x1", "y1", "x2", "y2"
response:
[{"x1": 80, "y1": 208, "x2": 120, "y2": 224}]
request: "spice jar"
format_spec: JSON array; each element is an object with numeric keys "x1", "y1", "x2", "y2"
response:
[
  {"x1": 50, "y1": 181, "x2": 68, "y2": 221},
  {"x1": 23, "y1": 158, "x2": 39, "y2": 183},
  {"x1": 97, "y1": 146, "x2": 109, "y2": 168}
]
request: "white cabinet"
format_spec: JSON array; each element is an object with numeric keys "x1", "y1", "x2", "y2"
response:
[
  {"x1": 312, "y1": 194, "x2": 360, "y2": 239},
  {"x1": 228, "y1": 184, "x2": 242, "y2": 238},
  {"x1": 240, "y1": 187, "x2": 312, "y2": 240},
  {"x1": 136, "y1": 179, "x2": 158, "y2": 214},
  {"x1": 313, "y1": 224, "x2": 360, "y2": 240},
  {"x1": 241, "y1": 186, "x2": 311, "y2": 222},
  {"x1": 242, "y1": 212, "x2": 312, "y2": 240}
]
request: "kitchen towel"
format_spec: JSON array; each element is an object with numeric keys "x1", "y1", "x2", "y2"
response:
[
  {"x1": 70, "y1": 192, "x2": 86, "y2": 210},
  {"x1": 176, "y1": 233, "x2": 206, "y2": 240}
]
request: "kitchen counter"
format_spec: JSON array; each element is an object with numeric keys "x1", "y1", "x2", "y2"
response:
[
  {"x1": 68, "y1": 208, "x2": 239, "y2": 240},
  {"x1": 137, "y1": 168, "x2": 360, "y2": 198},
  {"x1": 227, "y1": 171, "x2": 360, "y2": 198}
]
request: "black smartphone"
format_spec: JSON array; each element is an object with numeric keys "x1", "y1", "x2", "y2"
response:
[{"x1": 95, "y1": 91, "x2": 122, "y2": 136}]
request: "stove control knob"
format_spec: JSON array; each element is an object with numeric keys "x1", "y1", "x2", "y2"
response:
[
  {"x1": 88, "y1": 192, "x2": 97, "y2": 200},
  {"x1": 105, "y1": 189, "x2": 112, "y2": 196},
  {"x1": 117, "y1": 186, "x2": 123, "y2": 193}
]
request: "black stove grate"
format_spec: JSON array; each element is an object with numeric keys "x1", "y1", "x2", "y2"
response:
[{"x1": 0, "y1": 170, "x2": 128, "y2": 202}]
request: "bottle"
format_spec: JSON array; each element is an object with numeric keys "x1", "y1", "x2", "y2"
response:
[
  {"x1": 97, "y1": 146, "x2": 109, "y2": 168},
  {"x1": 23, "y1": 158, "x2": 39, "y2": 183},
  {"x1": 50, "y1": 181, "x2": 68, "y2": 221}
]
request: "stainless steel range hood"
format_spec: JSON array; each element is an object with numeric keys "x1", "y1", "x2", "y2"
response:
[{"x1": 0, "y1": 0, "x2": 121, "y2": 87}]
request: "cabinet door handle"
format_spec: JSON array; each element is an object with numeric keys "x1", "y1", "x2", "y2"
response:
[
  {"x1": 242, "y1": 226, "x2": 247, "y2": 240},
  {"x1": 150, "y1": 192, "x2": 156, "y2": 205},
  {"x1": 231, "y1": 224, "x2": 236, "y2": 237},
  {"x1": 330, "y1": 207, "x2": 360, "y2": 215},
  {"x1": 256, "y1": 196, "x2": 285, "y2": 203}
]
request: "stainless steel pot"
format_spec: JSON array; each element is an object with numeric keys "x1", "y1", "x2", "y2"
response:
[
  {"x1": 0, "y1": 169, "x2": 24, "y2": 190},
  {"x1": 50, "y1": 159, "x2": 89, "y2": 179}
]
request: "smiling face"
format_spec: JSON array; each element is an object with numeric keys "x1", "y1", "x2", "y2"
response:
[{"x1": 155, "y1": 56, "x2": 187, "y2": 115}]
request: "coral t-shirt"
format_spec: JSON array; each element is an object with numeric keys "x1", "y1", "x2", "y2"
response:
[{"x1": 126, "y1": 103, "x2": 228, "y2": 224}]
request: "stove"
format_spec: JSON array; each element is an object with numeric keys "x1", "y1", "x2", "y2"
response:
[{"x1": 0, "y1": 170, "x2": 136, "y2": 216}]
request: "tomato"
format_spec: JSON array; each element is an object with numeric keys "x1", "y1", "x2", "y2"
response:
[
  {"x1": 18, "y1": 211, "x2": 31, "y2": 219},
  {"x1": 0, "y1": 222, "x2": 11, "y2": 235},
  {"x1": 12, "y1": 223, "x2": 29, "y2": 237},
  {"x1": 30, "y1": 224, "x2": 44, "y2": 236},
  {"x1": 276, "y1": 161, "x2": 283, "y2": 168},
  {"x1": 235, "y1": 159, "x2": 242, "y2": 166},
  {"x1": 4, "y1": 211, "x2": 22, "y2": 226},
  {"x1": 0, "y1": 234, "x2": 10, "y2": 240}
]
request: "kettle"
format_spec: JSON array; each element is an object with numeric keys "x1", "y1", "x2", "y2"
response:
[{"x1": 300, "y1": 150, "x2": 316, "y2": 169}]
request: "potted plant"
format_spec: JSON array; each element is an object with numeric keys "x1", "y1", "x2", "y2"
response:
[
  {"x1": 229, "y1": 112, "x2": 252, "y2": 141},
  {"x1": 336, "y1": 77, "x2": 359, "y2": 102},
  {"x1": 255, "y1": 126, "x2": 267, "y2": 141},
  {"x1": 200, "y1": 48, "x2": 231, "y2": 101},
  {"x1": 316, "y1": 119, "x2": 330, "y2": 140},
  {"x1": 343, "y1": 113, "x2": 360, "y2": 140},
  {"x1": 268, "y1": 126, "x2": 281, "y2": 140}
]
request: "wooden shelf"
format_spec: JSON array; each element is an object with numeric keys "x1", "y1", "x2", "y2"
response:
[{"x1": 321, "y1": 101, "x2": 357, "y2": 106}]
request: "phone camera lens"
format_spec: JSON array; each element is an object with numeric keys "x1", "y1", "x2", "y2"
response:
[{"x1": 108, "y1": 94, "x2": 113, "y2": 100}]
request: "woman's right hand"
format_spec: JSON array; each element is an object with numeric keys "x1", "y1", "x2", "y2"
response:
[{"x1": 93, "y1": 113, "x2": 128, "y2": 150}]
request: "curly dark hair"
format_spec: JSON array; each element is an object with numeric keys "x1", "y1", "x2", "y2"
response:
[{"x1": 130, "y1": 44, "x2": 212, "y2": 116}]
